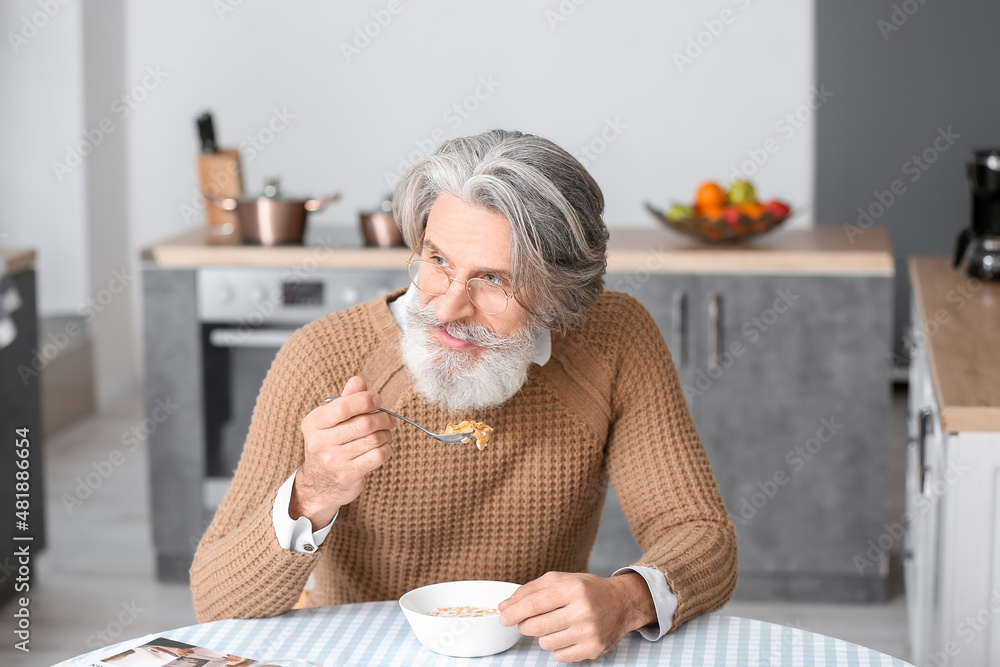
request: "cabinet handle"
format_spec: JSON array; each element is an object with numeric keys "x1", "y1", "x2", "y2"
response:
[
  {"x1": 672, "y1": 291, "x2": 688, "y2": 368},
  {"x1": 900, "y1": 508, "x2": 912, "y2": 561},
  {"x1": 902, "y1": 333, "x2": 915, "y2": 356},
  {"x1": 708, "y1": 293, "x2": 722, "y2": 369},
  {"x1": 917, "y1": 407, "x2": 933, "y2": 495},
  {"x1": 207, "y1": 327, "x2": 297, "y2": 348}
]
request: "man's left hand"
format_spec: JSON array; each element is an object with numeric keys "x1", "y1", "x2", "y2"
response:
[{"x1": 498, "y1": 571, "x2": 656, "y2": 663}]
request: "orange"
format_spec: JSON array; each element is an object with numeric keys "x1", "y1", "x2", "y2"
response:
[
  {"x1": 698, "y1": 203, "x2": 724, "y2": 220},
  {"x1": 695, "y1": 181, "x2": 726, "y2": 211},
  {"x1": 738, "y1": 202, "x2": 766, "y2": 218}
]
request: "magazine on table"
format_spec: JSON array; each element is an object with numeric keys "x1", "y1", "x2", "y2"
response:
[{"x1": 78, "y1": 634, "x2": 265, "y2": 667}]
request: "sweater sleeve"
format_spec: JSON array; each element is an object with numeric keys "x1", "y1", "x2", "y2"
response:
[
  {"x1": 604, "y1": 294, "x2": 738, "y2": 632},
  {"x1": 189, "y1": 324, "x2": 330, "y2": 623}
]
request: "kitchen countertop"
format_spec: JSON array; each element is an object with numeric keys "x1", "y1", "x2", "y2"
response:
[
  {"x1": 146, "y1": 225, "x2": 894, "y2": 274},
  {"x1": 910, "y1": 257, "x2": 1000, "y2": 432},
  {"x1": 0, "y1": 248, "x2": 36, "y2": 275}
]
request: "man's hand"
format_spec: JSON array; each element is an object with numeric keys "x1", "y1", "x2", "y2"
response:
[
  {"x1": 289, "y1": 376, "x2": 396, "y2": 531},
  {"x1": 497, "y1": 571, "x2": 657, "y2": 663}
]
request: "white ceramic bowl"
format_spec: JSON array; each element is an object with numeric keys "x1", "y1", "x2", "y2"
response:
[{"x1": 398, "y1": 580, "x2": 522, "y2": 658}]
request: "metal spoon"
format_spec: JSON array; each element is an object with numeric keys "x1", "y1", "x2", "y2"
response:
[{"x1": 319, "y1": 395, "x2": 472, "y2": 444}]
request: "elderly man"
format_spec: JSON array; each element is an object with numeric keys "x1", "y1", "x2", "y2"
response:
[{"x1": 190, "y1": 129, "x2": 737, "y2": 662}]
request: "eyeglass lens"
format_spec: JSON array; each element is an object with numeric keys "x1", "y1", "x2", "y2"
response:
[{"x1": 408, "y1": 261, "x2": 508, "y2": 315}]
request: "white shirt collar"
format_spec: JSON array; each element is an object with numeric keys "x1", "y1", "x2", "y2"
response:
[{"x1": 388, "y1": 284, "x2": 551, "y2": 366}]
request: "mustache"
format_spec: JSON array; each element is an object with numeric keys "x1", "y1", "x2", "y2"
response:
[{"x1": 407, "y1": 299, "x2": 533, "y2": 350}]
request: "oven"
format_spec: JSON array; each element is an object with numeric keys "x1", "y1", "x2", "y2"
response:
[{"x1": 195, "y1": 265, "x2": 409, "y2": 509}]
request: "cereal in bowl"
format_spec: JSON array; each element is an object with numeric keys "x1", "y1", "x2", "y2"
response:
[{"x1": 427, "y1": 606, "x2": 500, "y2": 618}]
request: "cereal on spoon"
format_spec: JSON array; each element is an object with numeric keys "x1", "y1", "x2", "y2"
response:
[{"x1": 441, "y1": 421, "x2": 493, "y2": 450}]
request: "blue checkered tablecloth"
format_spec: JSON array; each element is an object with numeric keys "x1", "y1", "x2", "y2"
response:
[{"x1": 59, "y1": 600, "x2": 913, "y2": 666}]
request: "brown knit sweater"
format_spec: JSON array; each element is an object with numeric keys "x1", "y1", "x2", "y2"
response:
[{"x1": 189, "y1": 288, "x2": 737, "y2": 630}]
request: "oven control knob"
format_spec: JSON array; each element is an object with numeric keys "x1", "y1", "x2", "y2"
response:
[
  {"x1": 250, "y1": 285, "x2": 268, "y2": 303},
  {"x1": 217, "y1": 284, "x2": 234, "y2": 304},
  {"x1": 342, "y1": 287, "x2": 360, "y2": 304}
]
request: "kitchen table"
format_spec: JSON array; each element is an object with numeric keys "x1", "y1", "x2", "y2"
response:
[{"x1": 59, "y1": 600, "x2": 912, "y2": 666}]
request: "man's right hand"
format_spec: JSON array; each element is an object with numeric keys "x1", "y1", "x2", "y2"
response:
[{"x1": 290, "y1": 376, "x2": 396, "y2": 531}]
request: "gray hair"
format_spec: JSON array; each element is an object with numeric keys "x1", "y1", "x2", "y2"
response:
[{"x1": 393, "y1": 129, "x2": 609, "y2": 332}]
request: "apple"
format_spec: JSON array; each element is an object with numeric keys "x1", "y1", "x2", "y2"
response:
[
  {"x1": 764, "y1": 200, "x2": 790, "y2": 218},
  {"x1": 722, "y1": 206, "x2": 742, "y2": 229}
]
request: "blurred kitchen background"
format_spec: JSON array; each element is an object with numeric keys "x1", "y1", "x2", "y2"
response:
[{"x1": 2, "y1": 1, "x2": 1000, "y2": 665}]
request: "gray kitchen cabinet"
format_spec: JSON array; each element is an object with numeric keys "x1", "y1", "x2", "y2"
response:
[
  {"x1": 690, "y1": 274, "x2": 892, "y2": 601},
  {"x1": 143, "y1": 266, "x2": 204, "y2": 583},
  {"x1": 0, "y1": 268, "x2": 46, "y2": 601},
  {"x1": 598, "y1": 271, "x2": 893, "y2": 601}
]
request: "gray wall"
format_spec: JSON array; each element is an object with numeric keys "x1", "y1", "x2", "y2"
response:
[{"x1": 815, "y1": 0, "x2": 1000, "y2": 357}]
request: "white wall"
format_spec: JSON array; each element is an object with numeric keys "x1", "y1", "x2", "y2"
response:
[{"x1": 125, "y1": 0, "x2": 815, "y2": 255}]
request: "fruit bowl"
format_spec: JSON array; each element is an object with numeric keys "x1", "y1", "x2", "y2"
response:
[{"x1": 645, "y1": 202, "x2": 791, "y2": 243}]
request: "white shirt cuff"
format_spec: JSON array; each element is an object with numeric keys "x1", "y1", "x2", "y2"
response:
[
  {"x1": 612, "y1": 566, "x2": 678, "y2": 641},
  {"x1": 272, "y1": 468, "x2": 336, "y2": 553}
]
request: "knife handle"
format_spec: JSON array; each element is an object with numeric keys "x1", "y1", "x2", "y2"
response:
[{"x1": 197, "y1": 112, "x2": 217, "y2": 153}]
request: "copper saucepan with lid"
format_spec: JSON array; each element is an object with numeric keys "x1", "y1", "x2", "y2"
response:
[
  {"x1": 206, "y1": 178, "x2": 340, "y2": 245},
  {"x1": 359, "y1": 195, "x2": 404, "y2": 247}
]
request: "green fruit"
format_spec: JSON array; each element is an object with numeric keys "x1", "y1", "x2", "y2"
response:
[
  {"x1": 727, "y1": 180, "x2": 757, "y2": 205},
  {"x1": 667, "y1": 203, "x2": 694, "y2": 221}
]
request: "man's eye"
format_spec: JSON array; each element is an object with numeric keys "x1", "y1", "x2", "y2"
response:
[
  {"x1": 429, "y1": 255, "x2": 447, "y2": 266},
  {"x1": 484, "y1": 274, "x2": 506, "y2": 286}
]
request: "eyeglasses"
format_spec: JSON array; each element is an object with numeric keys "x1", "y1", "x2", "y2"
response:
[{"x1": 406, "y1": 232, "x2": 515, "y2": 316}]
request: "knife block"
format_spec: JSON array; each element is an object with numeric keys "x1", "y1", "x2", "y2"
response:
[{"x1": 198, "y1": 148, "x2": 243, "y2": 232}]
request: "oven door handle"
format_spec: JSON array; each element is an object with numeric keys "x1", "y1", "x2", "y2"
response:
[{"x1": 208, "y1": 327, "x2": 297, "y2": 349}]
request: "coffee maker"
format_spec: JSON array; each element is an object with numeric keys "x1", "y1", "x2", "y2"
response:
[{"x1": 954, "y1": 149, "x2": 1000, "y2": 280}]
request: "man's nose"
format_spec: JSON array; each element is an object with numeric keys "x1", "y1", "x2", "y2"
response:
[{"x1": 434, "y1": 279, "x2": 477, "y2": 323}]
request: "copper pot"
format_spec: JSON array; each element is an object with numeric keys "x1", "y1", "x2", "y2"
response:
[
  {"x1": 360, "y1": 202, "x2": 404, "y2": 247},
  {"x1": 206, "y1": 179, "x2": 340, "y2": 245}
]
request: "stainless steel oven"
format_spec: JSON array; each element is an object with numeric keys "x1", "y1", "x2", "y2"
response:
[{"x1": 195, "y1": 266, "x2": 409, "y2": 509}]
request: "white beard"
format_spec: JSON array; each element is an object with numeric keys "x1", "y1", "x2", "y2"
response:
[{"x1": 400, "y1": 296, "x2": 539, "y2": 412}]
